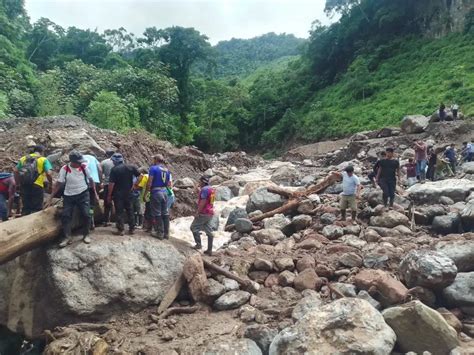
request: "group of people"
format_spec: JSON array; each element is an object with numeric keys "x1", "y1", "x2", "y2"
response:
[
  {"x1": 438, "y1": 102, "x2": 460, "y2": 121},
  {"x1": 0, "y1": 146, "x2": 216, "y2": 256}
]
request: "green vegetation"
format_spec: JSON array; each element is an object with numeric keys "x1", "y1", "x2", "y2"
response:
[{"x1": 0, "y1": 0, "x2": 473, "y2": 153}]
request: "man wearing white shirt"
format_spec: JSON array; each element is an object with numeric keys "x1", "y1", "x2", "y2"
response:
[{"x1": 336, "y1": 166, "x2": 361, "y2": 224}]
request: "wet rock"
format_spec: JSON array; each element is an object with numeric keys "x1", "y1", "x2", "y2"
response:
[
  {"x1": 434, "y1": 239, "x2": 474, "y2": 272},
  {"x1": 322, "y1": 225, "x2": 344, "y2": 240},
  {"x1": 244, "y1": 325, "x2": 278, "y2": 354},
  {"x1": 399, "y1": 250, "x2": 457, "y2": 289},
  {"x1": 353, "y1": 269, "x2": 408, "y2": 306},
  {"x1": 407, "y1": 179, "x2": 474, "y2": 204},
  {"x1": 274, "y1": 258, "x2": 295, "y2": 272},
  {"x1": 291, "y1": 293, "x2": 323, "y2": 321},
  {"x1": 246, "y1": 187, "x2": 286, "y2": 213},
  {"x1": 226, "y1": 207, "x2": 249, "y2": 227},
  {"x1": 291, "y1": 215, "x2": 312, "y2": 231},
  {"x1": 296, "y1": 255, "x2": 315, "y2": 272},
  {"x1": 369, "y1": 210, "x2": 409, "y2": 228},
  {"x1": 442, "y1": 272, "x2": 474, "y2": 316},
  {"x1": 174, "y1": 177, "x2": 195, "y2": 189},
  {"x1": 205, "y1": 338, "x2": 262, "y2": 355},
  {"x1": 432, "y1": 213, "x2": 461, "y2": 235},
  {"x1": 270, "y1": 298, "x2": 396, "y2": 355},
  {"x1": 339, "y1": 252, "x2": 363, "y2": 268},
  {"x1": 253, "y1": 258, "x2": 273, "y2": 272},
  {"x1": 294, "y1": 269, "x2": 322, "y2": 291},
  {"x1": 383, "y1": 300, "x2": 459, "y2": 355},
  {"x1": 215, "y1": 186, "x2": 233, "y2": 201},
  {"x1": 251, "y1": 229, "x2": 285, "y2": 245},
  {"x1": 401, "y1": 115, "x2": 429, "y2": 134},
  {"x1": 278, "y1": 271, "x2": 295, "y2": 287},
  {"x1": 214, "y1": 291, "x2": 251, "y2": 311},
  {"x1": 235, "y1": 218, "x2": 254, "y2": 233},
  {"x1": 357, "y1": 290, "x2": 381, "y2": 310},
  {"x1": 263, "y1": 214, "x2": 291, "y2": 231},
  {"x1": 320, "y1": 212, "x2": 337, "y2": 225}
]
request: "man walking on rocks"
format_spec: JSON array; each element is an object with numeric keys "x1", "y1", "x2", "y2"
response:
[
  {"x1": 145, "y1": 154, "x2": 172, "y2": 239},
  {"x1": 337, "y1": 166, "x2": 361, "y2": 224},
  {"x1": 83, "y1": 153, "x2": 102, "y2": 229},
  {"x1": 14, "y1": 145, "x2": 53, "y2": 215},
  {"x1": 47, "y1": 151, "x2": 98, "y2": 247},
  {"x1": 413, "y1": 139, "x2": 427, "y2": 183},
  {"x1": 376, "y1": 147, "x2": 400, "y2": 209},
  {"x1": 444, "y1": 144, "x2": 457, "y2": 174},
  {"x1": 107, "y1": 153, "x2": 140, "y2": 236},
  {"x1": 190, "y1": 175, "x2": 215, "y2": 256},
  {"x1": 101, "y1": 149, "x2": 115, "y2": 226}
]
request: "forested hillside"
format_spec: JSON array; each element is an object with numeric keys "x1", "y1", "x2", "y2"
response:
[{"x1": 1, "y1": 0, "x2": 473, "y2": 153}]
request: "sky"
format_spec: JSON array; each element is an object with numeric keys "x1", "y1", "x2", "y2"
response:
[{"x1": 24, "y1": 0, "x2": 331, "y2": 44}]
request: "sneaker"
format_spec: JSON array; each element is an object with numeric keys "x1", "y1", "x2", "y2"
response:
[
  {"x1": 193, "y1": 244, "x2": 202, "y2": 250},
  {"x1": 83, "y1": 236, "x2": 91, "y2": 244},
  {"x1": 59, "y1": 238, "x2": 71, "y2": 248},
  {"x1": 113, "y1": 230, "x2": 124, "y2": 236}
]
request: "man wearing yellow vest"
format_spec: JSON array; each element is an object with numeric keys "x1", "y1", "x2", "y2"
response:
[{"x1": 14, "y1": 145, "x2": 53, "y2": 215}]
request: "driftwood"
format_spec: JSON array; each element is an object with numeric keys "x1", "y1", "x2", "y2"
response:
[
  {"x1": 202, "y1": 259, "x2": 253, "y2": 290},
  {"x1": 226, "y1": 171, "x2": 340, "y2": 231},
  {"x1": 159, "y1": 305, "x2": 199, "y2": 319},
  {"x1": 157, "y1": 273, "x2": 186, "y2": 315}
]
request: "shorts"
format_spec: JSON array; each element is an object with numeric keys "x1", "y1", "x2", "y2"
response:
[{"x1": 340, "y1": 195, "x2": 357, "y2": 210}]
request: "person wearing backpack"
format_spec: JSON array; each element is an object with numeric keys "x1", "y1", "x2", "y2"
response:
[
  {"x1": 190, "y1": 175, "x2": 215, "y2": 256},
  {"x1": 14, "y1": 145, "x2": 53, "y2": 215},
  {"x1": 46, "y1": 151, "x2": 98, "y2": 247},
  {"x1": 0, "y1": 173, "x2": 16, "y2": 222},
  {"x1": 145, "y1": 154, "x2": 172, "y2": 239}
]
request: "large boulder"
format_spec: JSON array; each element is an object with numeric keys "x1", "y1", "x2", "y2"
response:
[
  {"x1": 399, "y1": 250, "x2": 457, "y2": 289},
  {"x1": 369, "y1": 210, "x2": 409, "y2": 228},
  {"x1": 270, "y1": 165, "x2": 299, "y2": 186},
  {"x1": 432, "y1": 213, "x2": 461, "y2": 235},
  {"x1": 407, "y1": 179, "x2": 474, "y2": 204},
  {"x1": 400, "y1": 115, "x2": 429, "y2": 134},
  {"x1": 382, "y1": 300, "x2": 459, "y2": 355},
  {"x1": 215, "y1": 186, "x2": 233, "y2": 201},
  {"x1": 364, "y1": 189, "x2": 410, "y2": 209},
  {"x1": 434, "y1": 239, "x2": 474, "y2": 272},
  {"x1": 414, "y1": 205, "x2": 446, "y2": 225},
  {"x1": 246, "y1": 188, "x2": 286, "y2": 214},
  {"x1": 462, "y1": 162, "x2": 474, "y2": 174},
  {"x1": 226, "y1": 207, "x2": 248, "y2": 227},
  {"x1": 0, "y1": 236, "x2": 184, "y2": 338},
  {"x1": 263, "y1": 214, "x2": 291, "y2": 231},
  {"x1": 442, "y1": 272, "x2": 474, "y2": 316},
  {"x1": 461, "y1": 201, "x2": 474, "y2": 231},
  {"x1": 269, "y1": 298, "x2": 395, "y2": 355}
]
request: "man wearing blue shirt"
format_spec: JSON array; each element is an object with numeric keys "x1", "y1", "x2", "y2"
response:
[
  {"x1": 444, "y1": 144, "x2": 457, "y2": 174},
  {"x1": 145, "y1": 154, "x2": 172, "y2": 239}
]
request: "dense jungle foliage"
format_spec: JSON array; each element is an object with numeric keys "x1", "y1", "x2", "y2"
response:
[{"x1": 1, "y1": 0, "x2": 473, "y2": 153}]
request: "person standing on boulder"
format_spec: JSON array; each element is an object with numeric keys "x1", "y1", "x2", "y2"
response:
[
  {"x1": 145, "y1": 154, "x2": 172, "y2": 239},
  {"x1": 368, "y1": 151, "x2": 386, "y2": 187},
  {"x1": 107, "y1": 153, "x2": 140, "y2": 236},
  {"x1": 439, "y1": 103, "x2": 447, "y2": 122},
  {"x1": 336, "y1": 166, "x2": 361, "y2": 224},
  {"x1": 413, "y1": 139, "x2": 427, "y2": 183},
  {"x1": 190, "y1": 176, "x2": 215, "y2": 256},
  {"x1": 426, "y1": 147, "x2": 437, "y2": 181},
  {"x1": 14, "y1": 145, "x2": 53, "y2": 215},
  {"x1": 376, "y1": 147, "x2": 400, "y2": 209},
  {"x1": 100, "y1": 149, "x2": 115, "y2": 226},
  {"x1": 451, "y1": 103, "x2": 459, "y2": 120},
  {"x1": 444, "y1": 144, "x2": 457, "y2": 174},
  {"x1": 83, "y1": 153, "x2": 102, "y2": 229},
  {"x1": 47, "y1": 151, "x2": 98, "y2": 247},
  {"x1": 0, "y1": 172, "x2": 16, "y2": 222}
]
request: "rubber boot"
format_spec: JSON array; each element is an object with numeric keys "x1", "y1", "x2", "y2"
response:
[
  {"x1": 163, "y1": 215, "x2": 170, "y2": 239},
  {"x1": 204, "y1": 233, "x2": 214, "y2": 256},
  {"x1": 151, "y1": 218, "x2": 164, "y2": 239},
  {"x1": 193, "y1": 233, "x2": 202, "y2": 250},
  {"x1": 340, "y1": 209, "x2": 346, "y2": 221},
  {"x1": 138, "y1": 214, "x2": 143, "y2": 229}
]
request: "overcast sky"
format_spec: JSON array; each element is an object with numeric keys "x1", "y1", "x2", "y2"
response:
[{"x1": 25, "y1": 0, "x2": 331, "y2": 44}]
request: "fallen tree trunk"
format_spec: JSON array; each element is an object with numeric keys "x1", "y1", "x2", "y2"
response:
[
  {"x1": 0, "y1": 206, "x2": 63, "y2": 265},
  {"x1": 226, "y1": 171, "x2": 340, "y2": 231}
]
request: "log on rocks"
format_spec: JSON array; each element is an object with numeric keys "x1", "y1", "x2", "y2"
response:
[
  {"x1": 157, "y1": 273, "x2": 186, "y2": 315},
  {"x1": 203, "y1": 259, "x2": 258, "y2": 293},
  {"x1": 0, "y1": 206, "x2": 63, "y2": 265}
]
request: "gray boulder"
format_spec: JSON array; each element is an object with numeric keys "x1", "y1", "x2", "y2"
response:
[
  {"x1": 414, "y1": 205, "x2": 446, "y2": 225},
  {"x1": 399, "y1": 250, "x2": 457, "y2": 289},
  {"x1": 432, "y1": 213, "x2": 461, "y2": 235},
  {"x1": 0, "y1": 236, "x2": 184, "y2": 338},
  {"x1": 462, "y1": 162, "x2": 474, "y2": 174},
  {"x1": 291, "y1": 292, "x2": 323, "y2": 321},
  {"x1": 407, "y1": 179, "x2": 474, "y2": 204},
  {"x1": 270, "y1": 165, "x2": 299, "y2": 186},
  {"x1": 382, "y1": 300, "x2": 459, "y2": 355},
  {"x1": 263, "y1": 214, "x2": 291, "y2": 231},
  {"x1": 246, "y1": 188, "x2": 286, "y2": 213},
  {"x1": 205, "y1": 338, "x2": 262, "y2": 355},
  {"x1": 235, "y1": 218, "x2": 254, "y2": 234},
  {"x1": 320, "y1": 213, "x2": 337, "y2": 225},
  {"x1": 401, "y1": 115, "x2": 429, "y2": 134},
  {"x1": 461, "y1": 200, "x2": 474, "y2": 231},
  {"x1": 174, "y1": 177, "x2": 195, "y2": 189},
  {"x1": 251, "y1": 229, "x2": 285, "y2": 245},
  {"x1": 226, "y1": 207, "x2": 248, "y2": 227},
  {"x1": 270, "y1": 298, "x2": 395, "y2": 355},
  {"x1": 322, "y1": 225, "x2": 344, "y2": 240},
  {"x1": 434, "y1": 239, "x2": 474, "y2": 272},
  {"x1": 291, "y1": 215, "x2": 312, "y2": 231},
  {"x1": 215, "y1": 186, "x2": 233, "y2": 201},
  {"x1": 364, "y1": 189, "x2": 410, "y2": 208},
  {"x1": 442, "y1": 272, "x2": 474, "y2": 316},
  {"x1": 369, "y1": 210, "x2": 409, "y2": 228},
  {"x1": 214, "y1": 291, "x2": 251, "y2": 311}
]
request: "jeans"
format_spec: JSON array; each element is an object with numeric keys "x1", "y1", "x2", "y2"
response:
[
  {"x1": 379, "y1": 178, "x2": 396, "y2": 206},
  {"x1": 449, "y1": 160, "x2": 457, "y2": 174},
  {"x1": 416, "y1": 159, "x2": 427, "y2": 181},
  {"x1": 191, "y1": 214, "x2": 214, "y2": 251},
  {"x1": 0, "y1": 194, "x2": 7, "y2": 221},
  {"x1": 114, "y1": 191, "x2": 135, "y2": 232},
  {"x1": 62, "y1": 190, "x2": 90, "y2": 238},
  {"x1": 426, "y1": 164, "x2": 436, "y2": 181},
  {"x1": 103, "y1": 184, "x2": 112, "y2": 223},
  {"x1": 131, "y1": 194, "x2": 142, "y2": 225},
  {"x1": 151, "y1": 189, "x2": 169, "y2": 238},
  {"x1": 21, "y1": 184, "x2": 44, "y2": 215}
]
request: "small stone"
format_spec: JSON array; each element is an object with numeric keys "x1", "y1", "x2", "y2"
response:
[
  {"x1": 264, "y1": 273, "x2": 279, "y2": 288},
  {"x1": 296, "y1": 238, "x2": 322, "y2": 250},
  {"x1": 296, "y1": 255, "x2": 316, "y2": 272},
  {"x1": 206, "y1": 278, "x2": 226, "y2": 298},
  {"x1": 239, "y1": 304, "x2": 258, "y2": 322},
  {"x1": 214, "y1": 291, "x2": 251, "y2": 311},
  {"x1": 297, "y1": 199, "x2": 314, "y2": 214},
  {"x1": 343, "y1": 224, "x2": 361, "y2": 235},
  {"x1": 339, "y1": 252, "x2": 363, "y2": 268},
  {"x1": 253, "y1": 258, "x2": 273, "y2": 272},
  {"x1": 244, "y1": 325, "x2": 278, "y2": 354},
  {"x1": 320, "y1": 213, "x2": 337, "y2": 225},
  {"x1": 278, "y1": 270, "x2": 295, "y2": 287},
  {"x1": 294, "y1": 269, "x2": 322, "y2": 291},
  {"x1": 274, "y1": 257, "x2": 295, "y2": 271},
  {"x1": 322, "y1": 225, "x2": 344, "y2": 240},
  {"x1": 363, "y1": 228, "x2": 382, "y2": 242},
  {"x1": 251, "y1": 229, "x2": 285, "y2": 245},
  {"x1": 291, "y1": 215, "x2": 312, "y2": 231},
  {"x1": 292, "y1": 293, "x2": 323, "y2": 321},
  {"x1": 330, "y1": 282, "x2": 357, "y2": 298},
  {"x1": 249, "y1": 271, "x2": 270, "y2": 284},
  {"x1": 221, "y1": 278, "x2": 240, "y2": 291},
  {"x1": 315, "y1": 264, "x2": 335, "y2": 278},
  {"x1": 440, "y1": 196, "x2": 455, "y2": 205},
  {"x1": 357, "y1": 290, "x2": 381, "y2": 310},
  {"x1": 235, "y1": 218, "x2": 254, "y2": 233}
]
